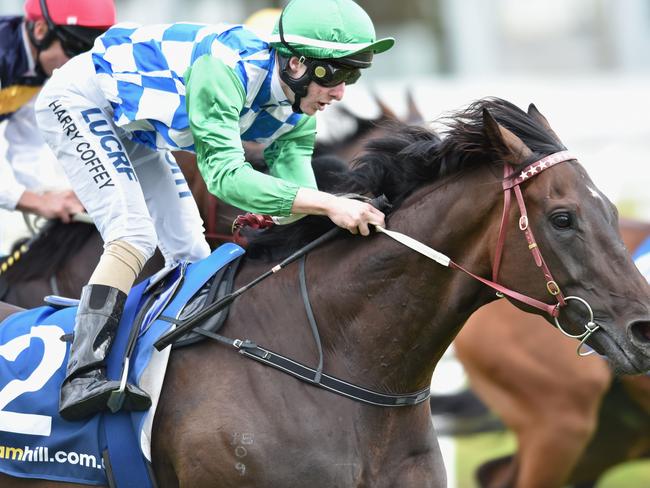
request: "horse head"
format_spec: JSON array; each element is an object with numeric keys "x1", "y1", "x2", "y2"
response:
[{"x1": 479, "y1": 102, "x2": 650, "y2": 374}]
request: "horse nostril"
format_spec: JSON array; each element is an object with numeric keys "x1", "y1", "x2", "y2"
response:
[{"x1": 630, "y1": 321, "x2": 650, "y2": 343}]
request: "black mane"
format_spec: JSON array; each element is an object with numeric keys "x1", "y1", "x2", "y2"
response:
[
  {"x1": 246, "y1": 98, "x2": 566, "y2": 260},
  {"x1": 2, "y1": 221, "x2": 97, "y2": 283}
]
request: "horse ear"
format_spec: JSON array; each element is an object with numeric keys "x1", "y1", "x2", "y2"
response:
[
  {"x1": 482, "y1": 108, "x2": 533, "y2": 164},
  {"x1": 371, "y1": 91, "x2": 398, "y2": 121},
  {"x1": 527, "y1": 103, "x2": 564, "y2": 145},
  {"x1": 405, "y1": 88, "x2": 426, "y2": 125}
]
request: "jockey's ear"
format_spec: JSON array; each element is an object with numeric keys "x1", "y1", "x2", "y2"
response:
[
  {"x1": 31, "y1": 19, "x2": 50, "y2": 42},
  {"x1": 527, "y1": 103, "x2": 564, "y2": 146},
  {"x1": 482, "y1": 108, "x2": 533, "y2": 166}
]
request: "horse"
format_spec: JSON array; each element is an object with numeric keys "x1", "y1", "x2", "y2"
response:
[
  {"x1": 455, "y1": 217, "x2": 650, "y2": 488},
  {"x1": 0, "y1": 222, "x2": 164, "y2": 309},
  {"x1": 1, "y1": 97, "x2": 650, "y2": 487}
]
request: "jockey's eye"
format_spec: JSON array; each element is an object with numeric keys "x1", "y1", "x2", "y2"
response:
[{"x1": 550, "y1": 212, "x2": 573, "y2": 229}]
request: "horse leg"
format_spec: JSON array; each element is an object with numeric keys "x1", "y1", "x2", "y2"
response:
[
  {"x1": 514, "y1": 399, "x2": 604, "y2": 488},
  {"x1": 475, "y1": 454, "x2": 518, "y2": 488},
  {"x1": 455, "y1": 301, "x2": 612, "y2": 488}
]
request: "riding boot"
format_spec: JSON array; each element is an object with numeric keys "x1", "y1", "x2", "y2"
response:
[{"x1": 59, "y1": 284, "x2": 151, "y2": 421}]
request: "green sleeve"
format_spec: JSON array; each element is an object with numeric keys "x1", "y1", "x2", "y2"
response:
[
  {"x1": 186, "y1": 55, "x2": 306, "y2": 216},
  {"x1": 263, "y1": 115, "x2": 318, "y2": 190}
]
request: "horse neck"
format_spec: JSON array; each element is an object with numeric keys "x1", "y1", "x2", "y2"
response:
[
  {"x1": 312, "y1": 167, "x2": 502, "y2": 393},
  {"x1": 0, "y1": 301, "x2": 22, "y2": 321}
]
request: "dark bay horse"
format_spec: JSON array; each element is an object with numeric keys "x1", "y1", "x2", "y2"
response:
[
  {"x1": 0, "y1": 222, "x2": 163, "y2": 308},
  {"x1": 455, "y1": 217, "x2": 650, "y2": 488},
  {"x1": 1, "y1": 98, "x2": 649, "y2": 487}
]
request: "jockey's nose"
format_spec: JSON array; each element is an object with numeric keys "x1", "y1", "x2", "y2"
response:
[{"x1": 329, "y1": 82, "x2": 345, "y2": 101}]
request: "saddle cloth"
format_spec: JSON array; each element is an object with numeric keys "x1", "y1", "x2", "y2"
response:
[{"x1": 0, "y1": 243, "x2": 244, "y2": 486}]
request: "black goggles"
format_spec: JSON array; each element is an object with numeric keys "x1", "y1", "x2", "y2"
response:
[
  {"x1": 55, "y1": 26, "x2": 103, "y2": 58},
  {"x1": 309, "y1": 60, "x2": 361, "y2": 87}
]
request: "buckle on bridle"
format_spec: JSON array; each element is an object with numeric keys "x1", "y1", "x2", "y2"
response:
[
  {"x1": 519, "y1": 215, "x2": 529, "y2": 230},
  {"x1": 546, "y1": 280, "x2": 560, "y2": 296}
]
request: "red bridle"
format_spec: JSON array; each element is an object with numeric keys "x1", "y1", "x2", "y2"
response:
[{"x1": 470, "y1": 150, "x2": 576, "y2": 317}]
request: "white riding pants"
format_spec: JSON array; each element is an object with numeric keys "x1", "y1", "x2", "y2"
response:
[{"x1": 35, "y1": 53, "x2": 210, "y2": 265}]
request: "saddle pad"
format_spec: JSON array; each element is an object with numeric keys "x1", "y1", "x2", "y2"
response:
[{"x1": 0, "y1": 243, "x2": 244, "y2": 485}]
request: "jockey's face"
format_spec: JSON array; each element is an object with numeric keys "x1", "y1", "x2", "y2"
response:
[
  {"x1": 284, "y1": 56, "x2": 346, "y2": 116},
  {"x1": 30, "y1": 20, "x2": 71, "y2": 76}
]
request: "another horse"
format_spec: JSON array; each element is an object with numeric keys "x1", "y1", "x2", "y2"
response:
[
  {"x1": 455, "y1": 218, "x2": 650, "y2": 488},
  {"x1": 0, "y1": 222, "x2": 163, "y2": 309},
  {"x1": 1, "y1": 98, "x2": 649, "y2": 487}
]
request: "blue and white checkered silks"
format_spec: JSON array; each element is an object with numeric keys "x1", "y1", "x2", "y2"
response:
[{"x1": 91, "y1": 23, "x2": 303, "y2": 151}]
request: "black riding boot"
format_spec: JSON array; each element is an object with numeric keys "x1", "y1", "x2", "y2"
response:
[{"x1": 59, "y1": 284, "x2": 151, "y2": 421}]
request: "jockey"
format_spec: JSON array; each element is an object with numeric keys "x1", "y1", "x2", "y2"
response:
[
  {"x1": 0, "y1": 0, "x2": 115, "y2": 223},
  {"x1": 35, "y1": 0, "x2": 393, "y2": 421}
]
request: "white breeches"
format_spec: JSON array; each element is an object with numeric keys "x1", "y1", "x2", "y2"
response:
[{"x1": 35, "y1": 53, "x2": 210, "y2": 266}]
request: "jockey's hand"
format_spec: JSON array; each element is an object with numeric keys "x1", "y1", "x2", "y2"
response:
[
  {"x1": 17, "y1": 190, "x2": 85, "y2": 223},
  {"x1": 291, "y1": 188, "x2": 385, "y2": 236},
  {"x1": 325, "y1": 196, "x2": 385, "y2": 236}
]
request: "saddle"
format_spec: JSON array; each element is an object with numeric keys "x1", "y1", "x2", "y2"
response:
[
  {"x1": 45, "y1": 256, "x2": 243, "y2": 351},
  {"x1": 165, "y1": 256, "x2": 242, "y2": 348}
]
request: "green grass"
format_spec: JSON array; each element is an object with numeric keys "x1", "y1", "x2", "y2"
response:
[
  {"x1": 454, "y1": 430, "x2": 516, "y2": 488},
  {"x1": 597, "y1": 461, "x2": 650, "y2": 488},
  {"x1": 451, "y1": 430, "x2": 650, "y2": 488}
]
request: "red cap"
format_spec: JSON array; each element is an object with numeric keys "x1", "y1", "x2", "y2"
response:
[{"x1": 25, "y1": 0, "x2": 116, "y2": 28}]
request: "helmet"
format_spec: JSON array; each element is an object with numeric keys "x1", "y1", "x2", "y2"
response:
[
  {"x1": 268, "y1": 0, "x2": 393, "y2": 114},
  {"x1": 25, "y1": 0, "x2": 116, "y2": 28},
  {"x1": 269, "y1": 0, "x2": 394, "y2": 61},
  {"x1": 24, "y1": 0, "x2": 116, "y2": 59}
]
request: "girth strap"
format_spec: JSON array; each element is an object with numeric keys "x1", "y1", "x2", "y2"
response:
[{"x1": 189, "y1": 327, "x2": 431, "y2": 407}]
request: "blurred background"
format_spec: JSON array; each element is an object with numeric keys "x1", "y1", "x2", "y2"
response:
[{"x1": 1, "y1": 1, "x2": 649, "y2": 486}]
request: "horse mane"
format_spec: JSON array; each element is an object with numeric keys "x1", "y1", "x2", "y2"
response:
[
  {"x1": 246, "y1": 97, "x2": 566, "y2": 260},
  {"x1": 3, "y1": 221, "x2": 97, "y2": 283}
]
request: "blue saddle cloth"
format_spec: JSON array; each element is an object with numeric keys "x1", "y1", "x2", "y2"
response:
[{"x1": 0, "y1": 243, "x2": 244, "y2": 485}]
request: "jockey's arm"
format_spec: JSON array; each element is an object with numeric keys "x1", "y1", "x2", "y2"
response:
[
  {"x1": 187, "y1": 55, "x2": 384, "y2": 234},
  {"x1": 0, "y1": 150, "x2": 27, "y2": 210},
  {"x1": 188, "y1": 55, "x2": 306, "y2": 216},
  {"x1": 1, "y1": 104, "x2": 84, "y2": 221}
]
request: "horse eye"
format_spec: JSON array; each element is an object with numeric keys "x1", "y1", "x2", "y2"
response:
[{"x1": 551, "y1": 212, "x2": 572, "y2": 229}]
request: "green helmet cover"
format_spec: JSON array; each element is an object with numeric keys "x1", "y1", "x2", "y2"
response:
[{"x1": 269, "y1": 0, "x2": 394, "y2": 60}]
